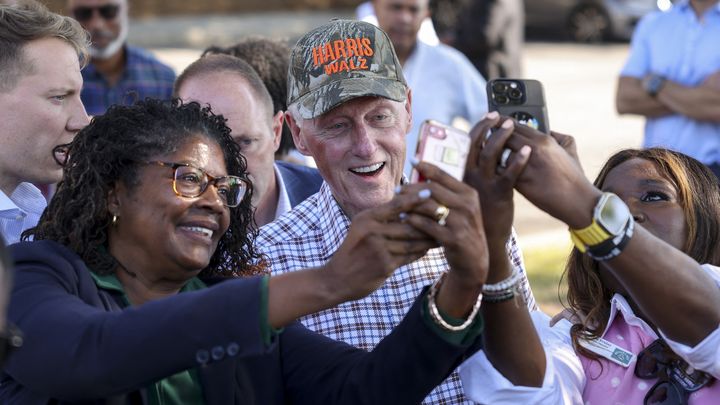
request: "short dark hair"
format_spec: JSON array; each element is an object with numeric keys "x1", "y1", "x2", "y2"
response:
[
  {"x1": 0, "y1": 0, "x2": 89, "y2": 92},
  {"x1": 202, "y1": 37, "x2": 296, "y2": 157},
  {"x1": 175, "y1": 53, "x2": 274, "y2": 122},
  {"x1": 28, "y1": 98, "x2": 265, "y2": 277}
]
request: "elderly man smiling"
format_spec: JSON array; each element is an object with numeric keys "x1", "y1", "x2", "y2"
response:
[{"x1": 257, "y1": 19, "x2": 536, "y2": 404}]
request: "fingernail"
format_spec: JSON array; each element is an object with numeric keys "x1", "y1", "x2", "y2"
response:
[
  {"x1": 394, "y1": 185, "x2": 402, "y2": 194},
  {"x1": 410, "y1": 156, "x2": 420, "y2": 166},
  {"x1": 502, "y1": 119, "x2": 514, "y2": 129},
  {"x1": 520, "y1": 145, "x2": 532, "y2": 156},
  {"x1": 486, "y1": 111, "x2": 499, "y2": 119},
  {"x1": 418, "y1": 189, "x2": 431, "y2": 199},
  {"x1": 399, "y1": 212, "x2": 408, "y2": 221}
]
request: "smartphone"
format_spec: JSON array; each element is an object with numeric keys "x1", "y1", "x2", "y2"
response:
[
  {"x1": 486, "y1": 79, "x2": 550, "y2": 134},
  {"x1": 411, "y1": 119, "x2": 471, "y2": 182}
]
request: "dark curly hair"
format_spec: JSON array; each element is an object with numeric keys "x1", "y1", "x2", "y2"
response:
[
  {"x1": 564, "y1": 148, "x2": 720, "y2": 361},
  {"x1": 26, "y1": 98, "x2": 266, "y2": 277}
]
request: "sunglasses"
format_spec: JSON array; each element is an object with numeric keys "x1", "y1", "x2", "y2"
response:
[
  {"x1": 72, "y1": 4, "x2": 120, "y2": 22},
  {"x1": 145, "y1": 161, "x2": 248, "y2": 208},
  {"x1": 634, "y1": 339, "x2": 713, "y2": 405}
]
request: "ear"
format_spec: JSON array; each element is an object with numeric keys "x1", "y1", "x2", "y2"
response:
[
  {"x1": 106, "y1": 182, "x2": 122, "y2": 219},
  {"x1": 284, "y1": 111, "x2": 312, "y2": 157},
  {"x1": 271, "y1": 111, "x2": 283, "y2": 153},
  {"x1": 404, "y1": 88, "x2": 413, "y2": 132}
]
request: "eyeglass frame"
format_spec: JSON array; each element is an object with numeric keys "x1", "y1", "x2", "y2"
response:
[
  {"x1": 634, "y1": 338, "x2": 713, "y2": 405},
  {"x1": 72, "y1": 4, "x2": 121, "y2": 22},
  {"x1": 144, "y1": 161, "x2": 248, "y2": 208}
]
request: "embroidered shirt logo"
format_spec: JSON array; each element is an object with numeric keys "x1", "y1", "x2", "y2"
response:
[{"x1": 311, "y1": 38, "x2": 374, "y2": 75}]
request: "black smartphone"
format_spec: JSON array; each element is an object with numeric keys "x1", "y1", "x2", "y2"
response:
[{"x1": 486, "y1": 79, "x2": 550, "y2": 134}]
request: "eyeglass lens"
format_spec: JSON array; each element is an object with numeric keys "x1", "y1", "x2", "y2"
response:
[
  {"x1": 173, "y1": 165, "x2": 244, "y2": 207},
  {"x1": 644, "y1": 380, "x2": 686, "y2": 405},
  {"x1": 72, "y1": 4, "x2": 120, "y2": 22}
]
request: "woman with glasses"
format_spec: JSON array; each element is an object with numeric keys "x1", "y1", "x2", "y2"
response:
[
  {"x1": 1, "y1": 99, "x2": 488, "y2": 404},
  {"x1": 458, "y1": 114, "x2": 720, "y2": 404}
]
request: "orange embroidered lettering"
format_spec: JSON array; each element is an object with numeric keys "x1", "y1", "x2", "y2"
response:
[
  {"x1": 333, "y1": 40, "x2": 347, "y2": 59},
  {"x1": 338, "y1": 60, "x2": 349, "y2": 72},
  {"x1": 324, "y1": 62, "x2": 340, "y2": 75},
  {"x1": 346, "y1": 38, "x2": 359, "y2": 58},
  {"x1": 361, "y1": 38, "x2": 373, "y2": 56},
  {"x1": 359, "y1": 58, "x2": 368, "y2": 69},
  {"x1": 322, "y1": 43, "x2": 336, "y2": 63},
  {"x1": 312, "y1": 46, "x2": 322, "y2": 66}
]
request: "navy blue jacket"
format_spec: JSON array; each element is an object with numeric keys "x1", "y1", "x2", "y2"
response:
[
  {"x1": 1, "y1": 240, "x2": 482, "y2": 404},
  {"x1": 276, "y1": 161, "x2": 322, "y2": 208}
]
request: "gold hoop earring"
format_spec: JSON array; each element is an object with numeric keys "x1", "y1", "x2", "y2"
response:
[{"x1": 112, "y1": 215, "x2": 118, "y2": 227}]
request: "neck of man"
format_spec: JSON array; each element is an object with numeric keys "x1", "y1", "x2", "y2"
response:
[
  {"x1": 397, "y1": 41, "x2": 417, "y2": 66},
  {"x1": 691, "y1": 0, "x2": 719, "y2": 19},
  {"x1": 253, "y1": 171, "x2": 280, "y2": 227},
  {"x1": 0, "y1": 176, "x2": 20, "y2": 198},
  {"x1": 92, "y1": 46, "x2": 126, "y2": 87}
]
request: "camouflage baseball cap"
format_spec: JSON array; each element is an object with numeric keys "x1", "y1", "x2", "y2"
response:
[{"x1": 287, "y1": 19, "x2": 408, "y2": 119}]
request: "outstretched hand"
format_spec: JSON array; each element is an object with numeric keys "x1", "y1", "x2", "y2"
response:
[{"x1": 502, "y1": 122, "x2": 600, "y2": 228}]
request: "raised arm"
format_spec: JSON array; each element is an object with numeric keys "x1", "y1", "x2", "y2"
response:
[{"x1": 505, "y1": 124, "x2": 720, "y2": 346}]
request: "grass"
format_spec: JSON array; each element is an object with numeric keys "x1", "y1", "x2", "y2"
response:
[{"x1": 522, "y1": 242, "x2": 572, "y2": 315}]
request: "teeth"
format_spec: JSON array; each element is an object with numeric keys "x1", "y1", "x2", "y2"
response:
[
  {"x1": 183, "y1": 226, "x2": 213, "y2": 238},
  {"x1": 351, "y1": 162, "x2": 383, "y2": 173}
]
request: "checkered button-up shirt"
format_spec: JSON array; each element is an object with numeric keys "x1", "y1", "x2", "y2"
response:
[{"x1": 258, "y1": 183, "x2": 536, "y2": 404}]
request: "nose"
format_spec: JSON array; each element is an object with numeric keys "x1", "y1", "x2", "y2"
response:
[
  {"x1": 626, "y1": 199, "x2": 646, "y2": 224},
  {"x1": 84, "y1": 10, "x2": 107, "y2": 31},
  {"x1": 196, "y1": 183, "x2": 228, "y2": 214},
  {"x1": 351, "y1": 125, "x2": 378, "y2": 159},
  {"x1": 67, "y1": 98, "x2": 90, "y2": 133}
]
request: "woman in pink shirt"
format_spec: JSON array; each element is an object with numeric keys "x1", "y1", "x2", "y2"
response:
[{"x1": 458, "y1": 113, "x2": 720, "y2": 404}]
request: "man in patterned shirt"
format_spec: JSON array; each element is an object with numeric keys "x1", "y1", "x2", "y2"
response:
[
  {"x1": 257, "y1": 19, "x2": 536, "y2": 404},
  {"x1": 65, "y1": 0, "x2": 175, "y2": 116}
]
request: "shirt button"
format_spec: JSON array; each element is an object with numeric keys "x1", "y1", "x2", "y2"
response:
[
  {"x1": 227, "y1": 342, "x2": 239, "y2": 357},
  {"x1": 195, "y1": 349, "x2": 210, "y2": 364},
  {"x1": 211, "y1": 345, "x2": 225, "y2": 361}
]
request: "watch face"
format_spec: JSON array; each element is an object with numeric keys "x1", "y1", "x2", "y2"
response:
[{"x1": 599, "y1": 193, "x2": 631, "y2": 235}]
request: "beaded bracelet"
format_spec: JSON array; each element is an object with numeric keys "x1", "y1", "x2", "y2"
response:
[
  {"x1": 427, "y1": 272, "x2": 483, "y2": 332},
  {"x1": 482, "y1": 268, "x2": 521, "y2": 293}
]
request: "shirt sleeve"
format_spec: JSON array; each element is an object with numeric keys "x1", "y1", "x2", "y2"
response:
[
  {"x1": 660, "y1": 264, "x2": 720, "y2": 379},
  {"x1": 421, "y1": 291, "x2": 484, "y2": 346},
  {"x1": 508, "y1": 227, "x2": 538, "y2": 311},
  {"x1": 458, "y1": 311, "x2": 586, "y2": 404},
  {"x1": 620, "y1": 13, "x2": 657, "y2": 78}
]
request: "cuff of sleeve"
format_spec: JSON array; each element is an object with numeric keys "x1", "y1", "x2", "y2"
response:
[
  {"x1": 259, "y1": 275, "x2": 284, "y2": 347},
  {"x1": 421, "y1": 290, "x2": 483, "y2": 346},
  {"x1": 661, "y1": 323, "x2": 720, "y2": 379}
]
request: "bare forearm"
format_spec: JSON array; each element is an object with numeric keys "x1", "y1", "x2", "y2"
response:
[
  {"x1": 480, "y1": 247, "x2": 545, "y2": 387},
  {"x1": 604, "y1": 227, "x2": 720, "y2": 345},
  {"x1": 616, "y1": 76, "x2": 674, "y2": 118},
  {"x1": 657, "y1": 81, "x2": 720, "y2": 123}
]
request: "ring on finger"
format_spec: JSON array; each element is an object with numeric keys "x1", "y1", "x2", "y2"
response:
[
  {"x1": 434, "y1": 204, "x2": 450, "y2": 226},
  {"x1": 499, "y1": 148, "x2": 512, "y2": 168}
]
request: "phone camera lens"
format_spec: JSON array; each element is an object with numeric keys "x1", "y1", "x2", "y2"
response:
[
  {"x1": 508, "y1": 88, "x2": 522, "y2": 99},
  {"x1": 492, "y1": 82, "x2": 508, "y2": 93},
  {"x1": 495, "y1": 94, "x2": 509, "y2": 104}
]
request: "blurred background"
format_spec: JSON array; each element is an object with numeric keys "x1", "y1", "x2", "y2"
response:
[{"x1": 39, "y1": 0, "x2": 656, "y2": 313}]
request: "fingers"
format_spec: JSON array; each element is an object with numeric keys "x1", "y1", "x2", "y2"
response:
[
  {"x1": 501, "y1": 145, "x2": 532, "y2": 183},
  {"x1": 411, "y1": 160, "x2": 469, "y2": 195},
  {"x1": 367, "y1": 185, "x2": 431, "y2": 223},
  {"x1": 466, "y1": 111, "x2": 502, "y2": 172},
  {"x1": 478, "y1": 118, "x2": 515, "y2": 174}
]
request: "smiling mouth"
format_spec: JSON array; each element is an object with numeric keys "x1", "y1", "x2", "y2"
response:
[
  {"x1": 349, "y1": 162, "x2": 385, "y2": 177},
  {"x1": 179, "y1": 226, "x2": 214, "y2": 239}
]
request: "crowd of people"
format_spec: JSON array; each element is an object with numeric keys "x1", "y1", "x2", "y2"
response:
[{"x1": 0, "y1": 0, "x2": 718, "y2": 404}]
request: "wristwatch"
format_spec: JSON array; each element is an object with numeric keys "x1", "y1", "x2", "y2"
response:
[
  {"x1": 570, "y1": 192, "x2": 632, "y2": 253},
  {"x1": 644, "y1": 74, "x2": 666, "y2": 98}
]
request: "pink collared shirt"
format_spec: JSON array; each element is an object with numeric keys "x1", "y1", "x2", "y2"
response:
[{"x1": 460, "y1": 264, "x2": 720, "y2": 405}]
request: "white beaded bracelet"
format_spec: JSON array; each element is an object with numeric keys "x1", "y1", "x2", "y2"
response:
[
  {"x1": 482, "y1": 268, "x2": 521, "y2": 294},
  {"x1": 427, "y1": 272, "x2": 483, "y2": 332}
]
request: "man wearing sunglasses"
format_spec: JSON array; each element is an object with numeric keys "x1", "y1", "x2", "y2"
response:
[{"x1": 66, "y1": 0, "x2": 176, "y2": 116}]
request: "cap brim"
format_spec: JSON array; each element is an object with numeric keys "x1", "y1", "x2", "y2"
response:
[{"x1": 292, "y1": 77, "x2": 407, "y2": 120}]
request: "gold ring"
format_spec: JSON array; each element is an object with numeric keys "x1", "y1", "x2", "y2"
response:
[{"x1": 434, "y1": 205, "x2": 450, "y2": 226}]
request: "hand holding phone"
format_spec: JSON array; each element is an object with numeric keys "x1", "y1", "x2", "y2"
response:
[
  {"x1": 486, "y1": 79, "x2": 550, "y2": 134},
  {"x1": 411, "y1": 120, "x2": 471, "y2": 182}
]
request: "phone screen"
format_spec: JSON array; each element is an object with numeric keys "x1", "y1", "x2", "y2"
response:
[{"x1": 411, "y1": 120, "x2": 471, "y2": 182}]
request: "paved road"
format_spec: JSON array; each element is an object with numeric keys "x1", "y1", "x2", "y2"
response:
[{"x1": 139, "y1": 13, "x2": 644, "y2": 247}]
